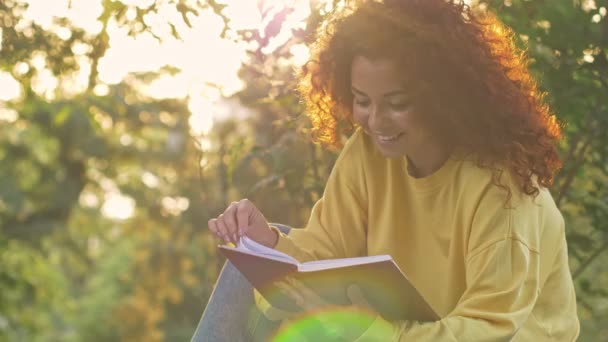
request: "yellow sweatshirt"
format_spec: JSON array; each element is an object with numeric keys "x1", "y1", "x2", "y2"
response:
[{"x1": 260, "y1": 129, "x2": 579, "y2": 341}]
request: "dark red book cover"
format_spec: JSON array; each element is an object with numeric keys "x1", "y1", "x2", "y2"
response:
[{"x1": 219, "y1": 245, "x2": 439, "y2": 322}]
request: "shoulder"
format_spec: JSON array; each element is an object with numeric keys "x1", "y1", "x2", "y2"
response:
[
  {"x1": 460, "y1": 161, "x2": 563, "y2": 256},
  {"x1": 510, "y1": 186, "x2": 564, "y2": 253}
]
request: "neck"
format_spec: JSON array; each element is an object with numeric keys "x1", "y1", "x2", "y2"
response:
[{"x1": 406, "y1": 143, "x2": 451, "y2": 178}]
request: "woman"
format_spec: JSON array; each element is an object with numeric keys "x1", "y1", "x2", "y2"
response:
[{"x1": 206, "y1": 0, "x2": 580, "y2": 340}]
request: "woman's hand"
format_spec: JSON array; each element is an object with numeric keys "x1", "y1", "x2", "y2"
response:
[
  {"x1": 207, "y1": 199, "x2": 278, "y2": 247},
  {"x1": 276, "y1": 277, "x2": 377, "y2": 339},
  {"x1": 276, "y1": 277, "x2": 334, "y2": 311},
  {"x1": 277, "y1": 277, "x2": 374, "y2": 312}
]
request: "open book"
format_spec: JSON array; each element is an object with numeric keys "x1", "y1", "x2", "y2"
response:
[{"x1": 219, "y1": 237, "x2": 439, "y2": 322}]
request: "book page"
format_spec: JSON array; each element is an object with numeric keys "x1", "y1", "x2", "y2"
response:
[
  {"x1": 298, "y1": 254, "x2": 392, "y2": 272},
  {"x1": 236, "y1": 236, "x2": 300, "y2": 264}
]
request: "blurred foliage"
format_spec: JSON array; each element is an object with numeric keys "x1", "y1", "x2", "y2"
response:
[
  {"x1": 478, "y1": 0, "x2": 608, "y2": 339},
  {"x1": 0, "y1": 0, "x2": 607, "y2": 341}
]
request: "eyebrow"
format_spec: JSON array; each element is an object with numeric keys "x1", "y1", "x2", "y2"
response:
[{"x1": 351, "y1": 86, "x2": 407, "y2": 98}]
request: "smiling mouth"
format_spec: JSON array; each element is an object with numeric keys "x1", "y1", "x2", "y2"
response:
[{"x1": 376, "y1": 132, "x2": 404, "y2": 142}]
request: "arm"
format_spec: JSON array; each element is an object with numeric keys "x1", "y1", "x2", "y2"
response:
[
  {"x1": 356, "y1": 237, "x2": 541, "y2": 341},
  {"x1": 356, "y1": 182, "x2": 563, "y2": 341}
]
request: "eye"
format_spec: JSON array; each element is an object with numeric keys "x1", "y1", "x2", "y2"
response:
[
  {"x1": 354, "y1": 98, "x2": 371, "y2": 108},
  {"x1": 389, "y1": 102, "x2": 410, "y2": 111}
]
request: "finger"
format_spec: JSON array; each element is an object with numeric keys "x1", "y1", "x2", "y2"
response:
[
  {"x1": 276, "y1": 281, "x2": 306, "y2": 308},
  {"x1": 208, "y1": 219, "x2": 221, "y2": 239},
  {"x1": 264, "y1": 304, "x2": 299, "y2": 321},
  {"x1": 216, "y1": 215, "x2": 231, "y2": 243},
  {"x1": 223, "y1": 203, "x2": 240, "y2": 244},
  {"x1": 275, "y1": 282, "x2": 299, "y2": 305},
  {"x1": 347, "y1": 284, "x2": 372, "y2": 311},
  {"x1": 287, "y1": 277, "x2": 313, "y2": 297},
  {"x1": 237, "y1": 199, "x2": 253, "y2": 236},
  {"x1": 284, "y1": 278, "x2": 328, "y2": 309}
]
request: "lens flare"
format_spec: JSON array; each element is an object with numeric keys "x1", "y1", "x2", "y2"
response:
[{"x1": 272, "y1": 307, "x2": 377, "y2": 341}]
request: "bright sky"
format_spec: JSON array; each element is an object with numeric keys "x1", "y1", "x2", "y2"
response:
[
  {"x1": 0, "y1": 0, "x2": 314, "y2": 220},
  {"x1": 0, "y1": 0, "x2": 312, "y2": 130}
]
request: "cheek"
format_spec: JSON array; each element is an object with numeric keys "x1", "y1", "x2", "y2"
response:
[
  {"x1": 352, "y1": 108, "x2": 369, "y2": 129},
  {"x1": 394, "y1": 112, "x2": 412, "y2": 129},
  {"x1": 398, "y1": 114, "x2": 435, "y2": 143},
  {"x1": 394, "y1": 107, "x2": 428, "y2": 130}
]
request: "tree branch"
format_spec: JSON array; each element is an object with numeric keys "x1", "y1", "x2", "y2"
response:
[
  {"x1": 556, "y1": 118, "x2": 599, "y2": 206},
  {"x1": 573, "y1": 237, "x2": 608, "y2": 280}
]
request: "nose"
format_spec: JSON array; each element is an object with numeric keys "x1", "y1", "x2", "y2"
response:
[{"x1": 368, "y1": 104, "x2": 389, "y2": 131}]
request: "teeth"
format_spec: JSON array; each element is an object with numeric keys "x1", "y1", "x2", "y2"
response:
[{"x1": 378, "y1": 133, "x2": 401, "y2": 142}]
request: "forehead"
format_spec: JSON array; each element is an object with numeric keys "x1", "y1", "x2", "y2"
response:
[{"x1": 350, "y1": 56, "x2": 405, "y2": 93}]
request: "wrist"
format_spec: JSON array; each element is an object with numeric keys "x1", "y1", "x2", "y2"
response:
[{"x1": 261, "y1": 226, "x2": 279, "y2": 248}]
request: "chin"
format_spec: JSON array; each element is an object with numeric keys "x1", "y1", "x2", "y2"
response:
[{"x1": 374, "y1": 144, "x2": 406, "y2": 159}]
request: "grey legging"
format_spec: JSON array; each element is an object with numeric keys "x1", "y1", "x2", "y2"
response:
[{"x1": 190, "y1": 224, "x2": 291, "y2": 342}]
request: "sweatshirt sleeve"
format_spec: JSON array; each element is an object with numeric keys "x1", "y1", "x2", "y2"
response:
[
  {"x1": 355, "y1": 237, "x2": 541, "y2": 341},
  {"x1": 272, "y1": 130, "x2": 369, "y2": 262}
]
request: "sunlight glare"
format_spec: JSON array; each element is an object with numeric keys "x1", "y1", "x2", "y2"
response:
[
  {"x1": 31, "y1": 69, "x2": 58, "y2": 100},
  {"x1": 97, "y1": 21, "x2": 165, "y2": 84},
  {"x1": 79, "y1": 191, "x2": 100, "y2": 208},
  {"x1": 221, "y1": 1, "x2": 261, "y2": 30},
  {"x1": 144, "y1": 73, "x2": 190, "y2": 99},
  {"x1": 24, "y1": 0, "x2": 103, "y2": 33},
  {"x1": 17, "y1": 0, "x2": 316, "y2": 132},
  {"x1": 188, "y1": 96, "x2": 215, "y2": 136},
  {"x1": 13, "y1": 62, "x2": 30, "y2": 76},
  {"x1": 0, "y1": 72, "x2": 22, "y2": 101},
  {"x1": 141, "y1": 171, "x2": 160, "y2": 188},
  {"x1": 161, "y1": 196, "x2": 190, "y2": 216},
  {"x1": 99, "y1": 7, "x2": 246, "y2": 99},
  {"x1": 582, "y1": 0, "x2": 597, "y2": 12},
  {"x1": 101, "y1": 192, "x2": 136, "y2": 221},
  {"x1": 120, "y1": 0, "x2": 155, "y2": 8},
  {"x1": 23, "y1": 0, "x2": 70, "y2": 30},
  {"x1": 0, "y1": 108, "x2": 19, "y2": 123},
  {"x1": 259, "y1": 0, "x2": 311, "y2": 54},
  {"x1": 59, "y1": 56, "x2": 91, "y2": 98},
  {"x1": 68, "y1": 0, "x2": 104, "y2": 34},
  {"x1": 290, "y1": 43, "x2": 310, "y2": 66},
  {"x1": 93, "y1": 84, "x2": 110, "y2": 96}
]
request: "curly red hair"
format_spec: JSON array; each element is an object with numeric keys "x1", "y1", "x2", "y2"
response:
[{"x1": 298, "y1": 0, "x2": 562, "y2": 198}]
